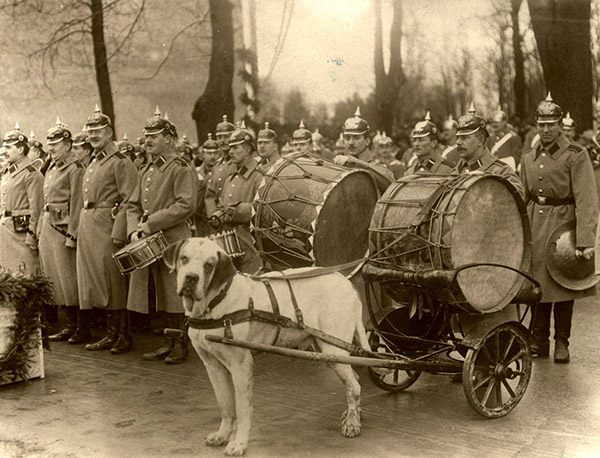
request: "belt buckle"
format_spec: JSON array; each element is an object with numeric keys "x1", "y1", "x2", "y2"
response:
[
  {"x1": 538, "y1": 196, "x2": 546, "y2": 205},
  {"x1": 83, "y1": 200, "x2": 89, "y2": 209}
]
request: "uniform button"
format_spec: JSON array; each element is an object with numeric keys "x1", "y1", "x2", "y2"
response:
[
  {"x1": 541, "y1": 153, "x2": 546, "y2": 157},
  {"x1": 145, "y1": 188, "x2": 149, "y2": 192},
  {"x1": 86, "y1": 178, "x2": 89, "y2": 182},
  {"x1": 229, "y1": 194, "x2": 232, "y2": 197},
  {"x1": 218, "y1": 178, "x2": 222, "y2": 181},
  {"x1": 149, "y1": 168, "x2": 154, "y2": 172},
  {"x1": 539, "y1": 210, "x2": 544, "y2": 214},
  {"x1": 539, "y1": 164, "x2": 544, "y2": 168},
  {"x1": 84, "y1": 189, "x2": 88, "y2": 192},
  {"x1": 538, "y1": 189, "x2": 543, "y2": 193},
  {"x1": 538, "y1": 176, "x2": 543, "y2": 180},
  {"x1": 147, "y1": 178, "x2": 151, "y2": 182},
  {"x1": 144, "y1": 199, "x2": 148, "y2": 203}
]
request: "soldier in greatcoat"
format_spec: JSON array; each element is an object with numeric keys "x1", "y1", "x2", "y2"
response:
[
  {"x1": 404, "y1": 112, "x2": 454, "y2": 176},
  {"x1": 127, "y1": 111, "x2": 198, "y2": 364},
  {"x1": 77, "y1": 105, "x2": 138, "y2": 354},
  {"x1": 486, "y1": 110, "x2": 523, "y2": 171},
  {"x1": 521, "y1": 93, "x2": 598, "y2": 363},
  {"x1": 256, "y1": 122, "x2": 281, "y2": 172},
  {"x1": 440, "y1": 115, "x2": 461, "y2": 166},
  {"x1": 39, "y1": 119, "x2": 90, "y2": 344},
  {"x1": 205, "y1": 115, "x2": 236, "y2": 217},
  {"x1": 560, "y1": 112, "x2": 577, "y2": 142},
  {"x1": 452, "y1": 104, "x2": 524, "y2": 198},
  {"x1": 192, "y1": 133, "x2": 219, "y2": 237},
  {"x1": 334, "y1": 107, "x2": 394, "y2": 193},
  {"x1": 0, "y1": 126, "x2": 43, "y2": 274},
  {"x1": 291, "y1": 121, "x2": 313, "y2": 156},
  {"x1": 72, "y1": 132, "x2": 94, "y2": 167},
  {"x1": 208, "y1": 123, "x2": 264, "y2": 274}
]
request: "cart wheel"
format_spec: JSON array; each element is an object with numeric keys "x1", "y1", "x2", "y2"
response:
[
  {"x1": 367, "y1": 331, "x2": 421, "y2": 392},
  {"x1": 462, "y1": 322, "x2": 532, "y2": 418}
]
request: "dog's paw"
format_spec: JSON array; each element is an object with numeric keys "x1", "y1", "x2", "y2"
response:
[
  {"x1": 341, "y1": 412, "x2": 361, "y2": 438},
  {"x1": 224, "y1": 440, "x2": 247, "y2": 456},
  {"x1": 205, "y1": 431, "x2": 229, "y2": 447}
]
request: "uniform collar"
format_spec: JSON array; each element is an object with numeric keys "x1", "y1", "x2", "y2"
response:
[
  {"x1": 457, "y1": 149, "x2": 494, "y2": 172},
  {"x1": 151, "y1": 151, "x2": 177, "y2": 171},
  {"x1": 51, "y1": 157, "x2": 75, "y2": 171},
  {"x1": 356, "y1": 148, "x2": 374, "y2": 162},
  {"x1": 94, "y1": 141, "x2": 118, "y2": 163},
  {"x1": 8, "y1": 158, "x2": 33, "y2": 176},
  {"x1": 234, "y1": 156, "x2": 259, "y2": 179},
  {"x1": 535, "y1": 134, "x2": 569, "y2": 160},
  {"x1": 415, "y1": 152, "x2": 441, "y2": 171}
]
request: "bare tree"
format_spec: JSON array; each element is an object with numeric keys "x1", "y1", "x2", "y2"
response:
[
  {"x1": 511, "y1": 0, "x2": 527, "y2": 120},
  {"x1": 528, "y1": 0, "x2": 594, "y2": 130},
  {"x1": 191, "y1": 0, "x2": 235, "y2": 142},
  {"x1": 374, "y1": 0, "x2": 405, "y2": 134}
]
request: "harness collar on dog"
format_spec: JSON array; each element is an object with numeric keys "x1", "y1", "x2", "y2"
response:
[{"x1": 206, "y1": 277, "x2": 234, "y2": 312}]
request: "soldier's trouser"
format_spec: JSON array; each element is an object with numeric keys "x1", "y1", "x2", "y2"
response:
[
  {"x1": 530, "y1": 302, "x2": 551, "y2": 348},
  {"x1": 531, "y1": 301, "x2": 574, "y2": 345},
  {"x1": 553, "y1": 300, "x2": 574, "y2": 343}
]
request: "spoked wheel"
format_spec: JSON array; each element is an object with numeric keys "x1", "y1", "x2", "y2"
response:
[
  {"x1": 462, "y1": 322, "x2": 532, "y2": 418},
  {"x1": 367, "y1": 330, "x2": 421, "y2": 392}
]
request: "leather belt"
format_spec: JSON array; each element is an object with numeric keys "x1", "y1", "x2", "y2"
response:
[
  {"x1": 1, "y1": 209, "x2": 31, "y2": 217},
  {"x1": 532, "y1": 195, "x2": 574, "y2": 206},
  {"x1": 83, "y1": 200, "x2": 119, "y2": 209},
  {"x1": 43, "y1": 203, "x2": 69, "y2": 212}
]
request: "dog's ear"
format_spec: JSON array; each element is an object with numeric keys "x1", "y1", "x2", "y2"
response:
[
  {"x1": 162, "y1": 239, "x2": 187, "y2": 272},
  {"x1": 206, "y1": 250, "x2": 236, "y2": 296}
]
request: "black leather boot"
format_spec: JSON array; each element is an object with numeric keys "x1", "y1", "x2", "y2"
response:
[
  {"x1": 530, "y1": 303, "x2": 551, "y2": 357},
  {"x1": 49, "y1": 306, "x2": 77, "y2": 341},
  {"x1": 68, "y1": 309, "x2": 92, "y2": 344},
  {"x1": 165, "y1": 314, "x2": 188, "y2": 365},
  {"x1": 553, "y1": 300, "x2": 573, "y2": 363},
  {"x1": 111, "y1": 310, "x2": 133, "y2": 355},
  {"x1": 143, "y1": 314, "x2": 174, "y2": 361},
  {"x1": 85, "y1": 310, "x2": 118, "y2": 351}
]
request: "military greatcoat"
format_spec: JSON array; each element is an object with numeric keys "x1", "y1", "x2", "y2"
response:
[
  {"x1": 0, "y1": 159, "x2": 44, "y2": 273},
  {"x1": 521, "y1": 133, "x2": 598, "y2": 302},
  {"x1": 76, "y1": 142, "x2": 137, "y2": 310},
  {"x1": 126, "y1": 152, "x2": 198, "y2": 314},
  {"x1": 404, "y1": 151, "x2": 454, "y2": 176},
  {"x1": 38, "y1": 157, "x2": 84, "y2": 305},
  {"x1": 204, "y1": 155, "x2": 235, "y2": 217},
  {"x1": 486, "y1": 130, "x2": 523, "y2": 170}
]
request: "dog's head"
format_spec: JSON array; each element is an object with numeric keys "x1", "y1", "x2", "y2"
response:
[{"x1": 163, "y1": 238, "x2": 236, "y2": 318}]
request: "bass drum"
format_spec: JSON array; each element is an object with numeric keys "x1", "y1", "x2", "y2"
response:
[
  {"x1": 253, "y1": 154, "x2": 379, "y2": 270},
  {"x1": 369, "y1": 174, "x2": 531, "y2": 314}
]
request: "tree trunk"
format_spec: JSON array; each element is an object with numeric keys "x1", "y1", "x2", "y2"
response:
[
  {"x1": 528, "y1": 0, "x2": 593, "y2": 130},
  {"x1": 192, "y1": 0, "x2": 235, "y2": 142},
  {"x1": 90, "y1": 0, "x2": 116, "y2": 138},
  {"x1": 511, "y1": 0, "x2": 527, "y2": 121},
  {"x1": 374, "y1": 0, "x2": 404, "y2": 134}
]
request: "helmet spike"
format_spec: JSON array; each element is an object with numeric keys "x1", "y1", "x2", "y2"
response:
[
  {"x1": 264, "y1": 122, "x2": 270, "y2": 129},
  {"x1": 154, "y1": 106, "x2": 161, "y2": 118},
  {"x1": 468, "y1": 102, "x2": 476, "y2": 115},
  {"x1": 14, "y1": 122, "x2": 20, "y2": 131},
  {"x1": 545, "y1": 92, "x2": 553, "y2": 102},
  {"x1": 30, "y1": 130, "x2": 35, "y2": 139},
  {"x1": 94, "y1": 103, "x2": 101, "y2": 113},
  {"x1": 240, "y1": 120, "x2": 247, "y2": 129},
  {"x1": 354, "y1": 106, "x2": 361, "y2": 117},
  {"x1": 222, "y1": 115, "x2": 228, "y2": 122},
  {"x1": 299, "y1": 120, "x2": 305, "y2": 129},
  {"x1": 425, "y1": 111, "x2": 431, "y2": 121},
  {"x1": 123, "y1": 133, "x2": 128, "y2": 142},
  {"x1": 164, "y1": 112, "x2": 169, "y2": 121},
  {"x1": 207, "y1": 133, "x2": 213, "y2": 140}
]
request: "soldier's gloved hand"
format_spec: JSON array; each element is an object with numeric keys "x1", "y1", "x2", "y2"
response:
[
  {"x1": 333, "y1": 155, "x2": 349, "y2": 166},
  {"x1": 112, "y1": 238, "x2": 126, "y2": 247},
  {"x1": 575, "y1": 247, "x2": 595, "y2": 260},
  {"x1": 130, "y1": 231, "x2": 141, "y2": 242},
  {"x1": 209, "y1": 210, "x2": 225, "y2": 230},
  {"x1": 136, "y1": 222, "x2": 151, "y2": 236}
]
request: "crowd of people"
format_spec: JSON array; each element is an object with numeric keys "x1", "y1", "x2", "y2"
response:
[{"x1": 0, "y1": 92, "x2": 598, "y2": 366}]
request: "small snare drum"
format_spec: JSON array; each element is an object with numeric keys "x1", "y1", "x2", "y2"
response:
[
  {"x1": 209, "y1": 230, "x2": 244, "y2": 258},
  {"x1": 113, "y1": 231, "x2": 169, "y2": 274}
]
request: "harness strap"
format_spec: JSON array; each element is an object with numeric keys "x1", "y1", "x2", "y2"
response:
[
  {"x1": 285, "y1": 279, "x2": 305, "y2": 328},
  {"x1": 262, "y1": 279, "x2": 282, "y2": 344}
]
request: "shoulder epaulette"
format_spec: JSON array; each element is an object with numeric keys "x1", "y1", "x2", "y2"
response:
[
  {"x1": 440, "y1": 158, "x2": 455, "y2": 168},
  {"x1": 567, "y1": 142, "x2": 586, "y2": 153},
  {"x1": 74, "y1": 160, "x2": 85, "y2": 169},
  {"x1": 114, "y1": 151, "x2": 127, "y2": 159},
  {"x1": 173, "y1": 157, "x2": 189, "y2": 167},
  {"x1": 25, "y1": 164, "x2": 36, "y2": 172}
]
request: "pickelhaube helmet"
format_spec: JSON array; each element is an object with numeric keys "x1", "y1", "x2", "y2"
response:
[
  {"x1": 456, "y1": 102, "x2": 488, "y2": 137},
  {"x1": 72, "y1": 132, "x2": 90, "y2": 147},
  {"x1": 176, "y1": 140, "x2": 192, "y2": 156},
  {"x1": 216, "y1": 115, "x2": 235, "y2": 134},
  {"x1": 312, "y1": 128, "x2": 324, "y2": 144},
  {"x1": 84, "y1": 104, "x2": 112, "y2": 131},
  {"x1": 561, "y1": 112, "x2": 576, "y2": 129},
  {"x1": 442, "y1": 115, "x2": 458, "y2": 130},
  {"x1": 292, "y1": 120, "x2": 312, "y2": 144},
  {"x1": 412, "y1": 111, "x2": 438, "y2": 139},
  {"x1": 47, "y1": 116, "x2": 72, "y2": 145},
  {"x1": 257, "y1": 122, "x2": 277, "y2": 142},
  {"x1": 202, "y1": 133, "x2": 219, "y2": 151},
  {"x1": 334, "y1": 132, "x2": 345, "y2": 150},
  {"x1": 343, "y1": 107, "x2": 370, "y2": 135},
  {"x1": 181, "y1": 134, "x2": 190, "y2": 145},
  {"x1": 378, "y1": 131, "x2": 393, "y2": 146},
  {"x1": 228, "y1": 120, "x2": 255, "y2": 148},
  {"x1": 28, "y1": 130, "x2": 44, "y2": 150},
  {"x1": 491, "y1": 110, "x2": 508, "y2": 123},
  {"x1": 535, "y1": 92, "x2": 562, "y2": 124},
  {"x1": 3, "y1": 122, "x2": 28, "y2": 147},
  {"x1": 144, "y1": 106, "x2": 177, "y2": 137},
  {"x1": 117, "y1": 133, "x2": 135, "y2": 154}
]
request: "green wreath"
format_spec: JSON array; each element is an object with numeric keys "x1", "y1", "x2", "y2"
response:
[{"x1": 0, "y1": 270, "x2": 53, "y2": 384}]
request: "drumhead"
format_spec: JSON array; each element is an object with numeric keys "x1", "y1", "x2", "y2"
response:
[
  {"x1": 313, "y1": 171, "x2": 379, "y2": 265},
  {"x1": 451, "y1": 177, "x2": 526, "y2": 312}
]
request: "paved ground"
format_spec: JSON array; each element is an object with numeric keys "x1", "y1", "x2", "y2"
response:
[{"x1": 1, "y1": 296, "x2": 600, "y2": 458}]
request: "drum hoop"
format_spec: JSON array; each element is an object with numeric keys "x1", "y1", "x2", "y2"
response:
[{"x1": 112, "y1": 231, "x2": 168, "y2": 274}]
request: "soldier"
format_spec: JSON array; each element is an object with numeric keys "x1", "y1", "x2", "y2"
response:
[
  {"x1": 291, "y1": 121, "x2": 313, "y2": 156},
  {"x1": 404, "y1": 113, "x2": 453, "y2": 176},
  {"x1": 133, "y1": 137, "x2": 148, "y2": 169},
  {"x1": 0, "y1": 125, "x2": 43, "y2": 273},
  {"x1": 311, "y1": 128, "x2": 334, "y2": 160},
  {"x1": 72, "y1": 132, "x2": 94, "y2": 167},
  {"x1": 205, "y1": 115, "x2": 236, "y2": 217},
  {"x1": 127, "y1": 110, "x2": 198, "y2": 364},
  {"x1": 28, "y1": 131, "x2": 49, "y2": 173},
  {"x1": 77, "y1": 105, "x2": 138, "y2": 354},
  {"x1": 561, "y1": 112, "x2": 577, "y2": 141},
  {"x1": 521, "y1": 93, "x2": 598, "y2": 363},
  {"x1": 334, "y1": 107, "x2": 394, "y2": 192},
  {"x1": 257, "y1": 122, "x2": 281, "y2": 171},
  {"x1": 452, "y1": 103, "x2": 524, "y2": 196},
  {"x1": 487, "y1": 110, "x2": 523, "y2": 171},
  {"x1": 208, "y1": 123, "x2": 264, "y2": 274},
  {"x1": 39, "y1": 119, "x2": 90, "y2": 344},
  {"x1": 193, "y1": 133, "x2": 219, "y2": 237},
  {"x1": 440, "y1": 115, "x2": 461, "y2": 166},
  {"x1": 117, "y1": 134, "x2": 136, "y2": 162}
]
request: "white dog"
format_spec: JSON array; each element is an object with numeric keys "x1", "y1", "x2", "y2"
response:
[{"x1": 163, "y1": 238, "x2": 370, "y2": 456}]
